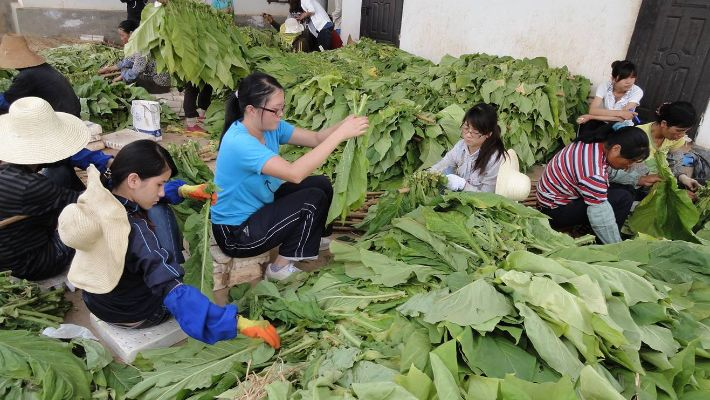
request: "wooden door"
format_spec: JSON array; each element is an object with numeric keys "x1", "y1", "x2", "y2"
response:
[
  {"x1": 627, "y1": 0, "x2": 710, "y2": 132},
  {"x1": 360, "y1": 0, "x2": 404, "y2": 46}
]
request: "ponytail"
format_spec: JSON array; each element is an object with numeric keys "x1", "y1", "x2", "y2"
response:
[{"x1": 463, "y1": 103, "x2": 506, "y2": 173}]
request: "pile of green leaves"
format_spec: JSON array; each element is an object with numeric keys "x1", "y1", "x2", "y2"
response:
[
  {"x1": 40, "y1": 43, "x2": 123, "y2": 86},
  {"x1": 0, "y1": 330, "x2": 140, "y2": 399},
  {"x1": 0, "y1": 272, "x2": 70, "y2": 331},
  {"x1": 167, "y1": 140, "x2": 214, "y2": 184},
  {"x1": 73, "y1": 76, "x2": 178, "y2": 132},
  {"x1": 238, "y1": 25, "x2": 284, "y2": 50},
  {"x1": 327, "y1": 93, "x2": 370, "y2": 224},
  {"x1": 125, "y1": 0, "x2": 249, "y2": 90},
  {"x1": 167, "y1": 141, "x2": 218, "y2": 299},
  {"x1": 358, "y1": 170, "x2": 447, "y2": 235},
  {"x1": 629, "y1": 151, "x2": 701, "y2": 243},
  {"x1": 223, "y1": 194, "x2": 707, "y2": 399}
]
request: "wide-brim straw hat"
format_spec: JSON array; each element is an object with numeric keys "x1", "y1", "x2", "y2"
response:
[
  {"x1": 0, "y1": 34, "x2": 45, "y2": 69},
  {"x1": 59, "y1": 165, "x2": 130, "y2": 294},
  {"x1": 284, "y1": 18, "x2": 304, "y2": 34},
  {"x1": 0, "y1": 97, "x2": 89, "y2": 165}
]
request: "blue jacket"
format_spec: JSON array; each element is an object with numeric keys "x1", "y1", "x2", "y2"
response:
[{"x1": 83, "y1": 196, "x2": 237, "y2": 344}]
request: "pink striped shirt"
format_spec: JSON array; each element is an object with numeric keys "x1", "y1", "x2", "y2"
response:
[{"x1": 536, "y1": 142, "x2": 609, "y2": 208}]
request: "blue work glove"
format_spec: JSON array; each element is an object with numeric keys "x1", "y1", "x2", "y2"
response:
[
  {"x1": 163, "y1": 179, "x2": 187, "y2": 204},
  {"x1": 163, "y1": 284, "x2": 238, "y2": 345}
]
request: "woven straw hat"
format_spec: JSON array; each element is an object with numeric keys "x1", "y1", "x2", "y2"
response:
[
  {"x1": 59, "y1": 166, "x2": 130, "y2": 294},
  {"x1": 0, "y1": 97, "x2": 89, "y2": 164},
  {"x1": 0, "y1": 34, "x2": 44, "y2": 69}
]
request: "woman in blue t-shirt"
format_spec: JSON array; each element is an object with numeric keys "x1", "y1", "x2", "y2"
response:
[{"x1": 211, "y1": 72, "x2": 369, "y2": 281}]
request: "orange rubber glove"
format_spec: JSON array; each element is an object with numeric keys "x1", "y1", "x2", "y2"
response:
[
  {"x1": 178, "y1": 183, "x2": 217, "y2": 205},
  {"x1": 237, "y1": 316, "x2": 280, "y2": 349}
]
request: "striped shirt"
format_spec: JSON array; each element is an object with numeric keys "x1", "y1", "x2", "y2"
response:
[
  {"x1": 0, "y1": 164, "x2": 80, "y2": 265},
  {"x1": 536, "y1": 142, "x2": 609, "y2": 208}
]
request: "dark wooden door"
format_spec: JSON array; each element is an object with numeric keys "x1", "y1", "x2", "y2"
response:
[
  {"x1": 626, "y1": 0, "x2": 710, "y2": 132},
  {"x1": 360, "y1": 0, "x2": 404, "y2": 46}
]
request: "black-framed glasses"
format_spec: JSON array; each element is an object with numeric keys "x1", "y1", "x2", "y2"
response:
[
  {"x1": 460, "y1": 124, "x2": 486, "y2": 137},
  {"x1": 257, "y1": 106, "x2": 284, "y2": 117}
]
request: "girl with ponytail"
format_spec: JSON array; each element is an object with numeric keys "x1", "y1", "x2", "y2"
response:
[{"x1": 212, "y1": 72, "x2": 368, "y2": 281}]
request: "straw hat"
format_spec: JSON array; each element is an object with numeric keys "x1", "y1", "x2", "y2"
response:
[
  {"x1": 59, "y1": 165, "x2": 130, "y2": 294},
  {"x1": 0, "y1": 34, "x2": 44, "y2": 69},
  {"x1": 284, "y1": 18, "x2": 304, "y2": 34},
  {"x1": 0, "y1": 97, "x2": 89, "y2": 165}
]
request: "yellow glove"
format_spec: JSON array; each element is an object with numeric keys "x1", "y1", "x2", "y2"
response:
[
  {"x1": 178, "y1": 183, "x2": 217, "y2": 205},
  {"x1": 237, "y1": 316, "x2": 280, "y2": 349}
]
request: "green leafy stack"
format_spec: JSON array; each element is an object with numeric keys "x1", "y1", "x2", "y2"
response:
[
  {"x1": 358, "y1": 170, "x2": 447, "y2": 235},
  {"x1": 167, "y1": 141, "x2": 217, "y2": 299},
  {"x1": 223, "y1": 194, "x2": 709, "y2": 399},
  {"x1": 0, "y1": 271, "x2": 70, "y2": 331},
  {"x1": 629, "y1": 151, "x2": 701, "y2": 243},
  {"x1": 125, "y1": 0, "x2": 249, "y2": 90},
  {"x1": 40, "y1": 43, "x2": 123, "y2": 86},
  {"x1": 73, "y1": 76, "x2": 178, "y2": 132},
  {"x1": 327, "y1": 93, "x2": 370, "y2": 224},
  {"x1": 0, "y1": 331, "x2": 140, "y2": 399}
]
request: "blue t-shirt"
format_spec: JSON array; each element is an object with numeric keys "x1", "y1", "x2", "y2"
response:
[
  {"x1": 211, "y1": 120, "x2": 295, "y2": 226},
  {"x1": 210, "y1": 0, "x2": 232, "y2": 11}
]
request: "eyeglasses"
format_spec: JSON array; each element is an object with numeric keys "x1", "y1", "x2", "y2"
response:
[
  {"x1": 257, "y1": 106, "x2": 285, "y2": 117},
  {"x1": 461, "y1": 124, "x2": 486, "y2": 137}
]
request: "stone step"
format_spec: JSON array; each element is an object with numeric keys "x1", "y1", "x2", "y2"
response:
[{"x1": 89, "y1": 314, "x2": 187, "y2": 363}]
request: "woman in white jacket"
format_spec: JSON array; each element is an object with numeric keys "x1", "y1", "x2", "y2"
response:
[
  {"x1": 430, "y1": 103, "x2": 507, "y2": 193},
  {"x1": 294, "y1": 0, "x2": 335, "y2": 50}
]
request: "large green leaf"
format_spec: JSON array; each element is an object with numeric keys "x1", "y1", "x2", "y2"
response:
[
  {"x1": 516, "y1": 303, "x2": 584, "y2": 379},
  {"x1": 0, "y1": 330, "x2": 92, "y2": 400},
  {"x1": 126, "y1": 339, "x2": 274, "y2": 400},
  {"x1": 629, "y1": 151, "x2": 701, "y2": 243}
]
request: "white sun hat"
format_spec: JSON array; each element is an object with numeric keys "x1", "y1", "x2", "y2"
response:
[
  {"x1": 0, "y1": 97, "x2": 89, "y2": 165},
  {"x1": 284, "y1": 17, "x2": 304, "y2": 34},
  {"x1": 495, "y1": 149, "x2": 532, "y2": 201},
  {"x1": 59, "y1": 165, "x2": 131, "y2": 294}
]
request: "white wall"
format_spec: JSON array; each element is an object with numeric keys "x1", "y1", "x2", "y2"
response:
[
  {"x1": 235, "y1": 0, "x2": 289, "y2": 16},
  {"x1": 696, "y1": 101, "x2": 710, "y2": 149},
  {"x1": 340, "y1": 0, "x2": 361, "y2": 42},
  {"x1": 399, "y1": 0, "x2": 642, "y2": 91},
  {"x1": 19, "y1": 0, "x2": 123, "y2": 10},
  {"x1": 234, "y1": 0, "x2": 328, "y2": 16}
]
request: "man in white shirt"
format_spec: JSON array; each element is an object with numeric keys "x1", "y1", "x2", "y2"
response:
[{"x1": 296, "y1": 0, "x2": 334, "y2": 50}]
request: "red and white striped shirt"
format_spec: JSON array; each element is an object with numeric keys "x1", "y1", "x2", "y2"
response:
[{"x1": 537, "y1": 142, "x2": 609, "y2": 209}]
